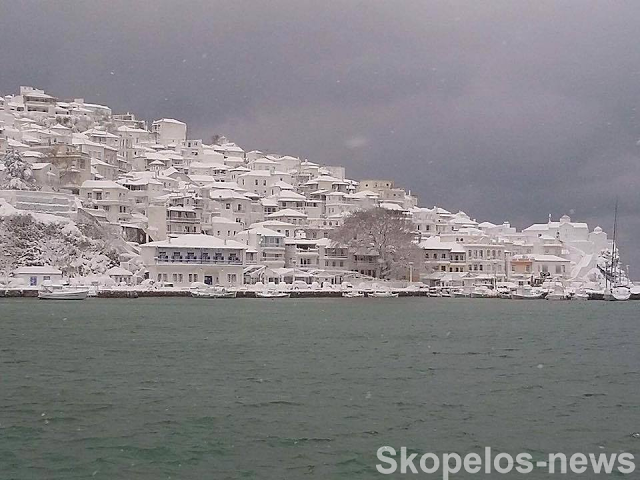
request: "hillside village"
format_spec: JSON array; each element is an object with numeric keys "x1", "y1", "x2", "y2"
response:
[{"x1": 0, "y1": 86, "x2": 617, "y2": 289}]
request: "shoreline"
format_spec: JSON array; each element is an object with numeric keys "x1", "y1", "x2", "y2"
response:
[{"x1": 1, "y1": 288, "x2": 638, "y2": 300}]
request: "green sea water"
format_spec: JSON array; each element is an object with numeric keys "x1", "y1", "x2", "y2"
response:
[{"x1": 0, "y1": 297, "x2": 638, "y2": 479}]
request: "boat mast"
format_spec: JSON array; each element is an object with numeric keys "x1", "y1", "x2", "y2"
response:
[{"x1": 610, "y1": 199, "x2": 619, "y2": 287}]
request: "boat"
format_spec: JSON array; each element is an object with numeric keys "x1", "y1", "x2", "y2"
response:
[
  {"x1": 367, "y1": 291, "x2": 399, "y2": 298},
  {"x1": 342, "y1": 291, "x2": 364, "y2": 298},
  {"x1": 451, "y1": 288, "x2": 470, "y2": 298},
  {"x1": 440, "y1": 288, "x2": 452, "y2": 298},
  {"x1": 603, "y1": 199, "x2": 630, "y2": 302},
  {"x1": 571, "y1": 291, "x2": 590, "y2": 301},
  {"x1": 470, "y1": 285, "x2": 496, "y2": 298},
  {"x1": 546, "y1": 283, "x2": 570, "y2": 301},
  {"x1": 496, "y1": 285, "x2": 513, "y2": 299},
  {"x1": 255, "y1": 290, "x2": 290, "y2": 298},
  {"x1": 192, "y1": 286, "x2": 236, "y2": 298},
  {"x1": 38, "y1": 284, "x2": 89, "y2": 300},
  {"x1": 428, "y1": 287, "x2": 441, "y2": 297},
  {"x1": 604, "y1": 286, "x2": 631, "y2": 301},
  {"x1": 511, "y1": 286, "x2": 545, "y2": 300}
]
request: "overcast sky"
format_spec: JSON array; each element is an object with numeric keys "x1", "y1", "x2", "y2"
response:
[{"x1": 1, "y1": 1, "x2": 639, "y2": 271}]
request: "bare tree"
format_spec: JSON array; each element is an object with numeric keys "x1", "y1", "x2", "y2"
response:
[
  {"x1": 330, "y1": 208, "x2": 420, "y2": 279},
  {"x1": 210, "y1": 134, "x2": 228, "y2": 145}
]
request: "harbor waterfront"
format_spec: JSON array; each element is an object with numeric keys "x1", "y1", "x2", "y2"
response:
[
  {"x1": 3, "y1": 286, "x2": 640, "y2": 300},
  {"x1": 1, "y1": 297, "x2": 638, "y2": 479}
]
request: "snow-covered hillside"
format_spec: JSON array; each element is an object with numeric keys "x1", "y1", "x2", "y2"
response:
[{"x1": 0, "y1": 199, "x2": 120, "y2": 276}]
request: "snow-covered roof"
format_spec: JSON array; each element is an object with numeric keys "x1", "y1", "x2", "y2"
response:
[
  {"x1": 81, "y1": 180, "x2": 128, "y2": 190},
  {"x1": 13, "y1": 265, "x2": 62, "y2": 275},
  {"x1": 210, "y1": 189, "x2": 249, "y2": 200},
  {"x1": 241, "y1": 227, "x2": 285, "y2": 237},
  {"x1": 145, "y1": 234, "x2": 247, "y2": 250},
  {"x1": 268, "y1": 209, "x2": 308, "y2": 218},
  {"x1": 106, "y1": 266, "x2": 133, "y2": 276},
  {"x1": 153, "y1": 118, "x2": 186, "y2": 125},
  {"x1": 418, "y1": 236, "x2": 464, "y2": 252}
]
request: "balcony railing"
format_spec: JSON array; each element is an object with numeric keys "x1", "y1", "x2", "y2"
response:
[
  {"x1": 167, "y1": 216, "x2": 200, "y2": 223},
  {"x1": 295, "y1": 248, "x2": 319, "y2": 254},
  {"x1": 155, "y1": 257, "x2": 242, "y2": 265}
]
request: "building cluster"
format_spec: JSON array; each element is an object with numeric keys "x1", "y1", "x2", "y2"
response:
[{"x1": 0, "y1": 86, "x2": 612, "y2": 288}]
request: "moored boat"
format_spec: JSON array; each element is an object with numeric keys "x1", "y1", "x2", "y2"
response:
[
  {"x1": 38, "y1": 284, "x2": 89, "y2": 300},
  {"x1": 470, "y1": 285, "x2": 497, "y2": 298},
  {"x1": 451, "y1": 288, "x2": 470, "y2": 298},
  {"x1": 255, "y1": 290, "x2": 290, "y2": 298},
  {"x1": 546, "y1": 283, "x2": 570, "y2": 301},
  {"x1": 342, "y1": 291, "x2": 364, "y2": 298},
  {"x1": 511, "y1": 286, "x2": 545, "y2": 300},
  {"x1": 192, "y1": 287, "x2": 236, "y2": 298},
  {"x1": 367, "y1": 291, "x2": 399, "y2": 298},
  {"x1": 604, "y1": 286, "x2": 630, "y2": 301}
]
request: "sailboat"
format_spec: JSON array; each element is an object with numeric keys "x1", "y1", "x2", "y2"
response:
[{"x1": 603, "y1": 200, "x2": 630, "y2": 301}]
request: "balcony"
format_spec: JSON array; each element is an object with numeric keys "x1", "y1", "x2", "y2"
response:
[
  {"x1": 155, "y1": 257, "x2": 243, "y2": 265},
  {"x1": 167, "y1": 215, "x2": 200, "y2": 223},
  {"x1": 295, "y1": 248, "x2": 319, "y2": 255}
]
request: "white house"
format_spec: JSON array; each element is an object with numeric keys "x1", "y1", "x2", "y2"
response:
[
  {"x1": 151, "y1": 118, "x2": 187, "y2": 146},
  {"x1": 12, "y1": 265, "x2": 63, "y2": 287},
  {"x1": 141, "y1": 234, "x2": 246, "y2": 287}
]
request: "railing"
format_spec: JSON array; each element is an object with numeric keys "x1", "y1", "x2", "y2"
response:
[
  {"x1": 259, "y1": 243, "x2": 285, "y2": 249},
  {"x1": 325, "y1": 252, "x2": 348, "y2": 258},
  {"x1": 295, "y1": 248, "x2": 319, "y2": 254},
  {"x1": 262, "y1": 256, "x2": 284, "y2": 262},
  {"x1": 155, "y1": 257, "x2": 243, "y2": 265},
  {"x1": 166, "y1": 216, "x2": 200, "y2": 223}
]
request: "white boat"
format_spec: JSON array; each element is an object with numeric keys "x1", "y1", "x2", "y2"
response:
[
  {"x1": 342, "y1": 291, "x2": 364, "y2": 298},
  {"x1": 38, "y1": 284, "x2": 89, "y2": 300},
  {"x1": 367, "y1": 291, "x2": 399, "y2": 298},
  {"x1": 255, "y1": 290, "x2": 290, "y2": 298},
  {"x1": 496, "y1": 285, "x2": 513, "y2": 299},
  {"x1": 451, "y1": 288, "x2": 470, "y2": 298},
  {"x1": 511, "y1": 286, "x2": 545, "y2": 300},
  {"x1": 440, "y1": 288, "x2": 452, "y2": 298},
  {"x1": 602, "y1": 200, "x2": 630, "y2": 302},
  {"x1": 546, "y1": 283, "x2": 570, "y2": 301},
  {"x1": 192, "y1": 286, "x2": 236, "y2": 298},
  {"x1": 604, "y1": 286, "x2": 630, "y2": 302},
  {"x1": 470, "y1": 285, "x2": 496, "y2": 298},
  {"x1": 571, "y1": 291, "x2": 590, "y2": 301},
  {"x1": 428, "y1": 287, "x2": 441, "y2": 297}
]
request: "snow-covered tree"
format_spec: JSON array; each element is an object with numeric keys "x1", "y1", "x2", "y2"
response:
[
  {"x1": 0, "y1": 150, "x2": 39, "y2": 191},
  {"x1": 330, "y1": 208, "x2": 421, "y2": 279}
]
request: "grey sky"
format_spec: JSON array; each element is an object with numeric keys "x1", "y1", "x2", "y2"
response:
[{"x1": 1, "y1": 1, "x2": 639, "y2": 270}]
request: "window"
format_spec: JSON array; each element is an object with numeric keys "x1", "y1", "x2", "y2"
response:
[
  {"x1": 227, "y1": 274, "x2": 237, "y2": 283},
  {"x1": 226, "y1": 203, "x2": 231, "y2": 210}
]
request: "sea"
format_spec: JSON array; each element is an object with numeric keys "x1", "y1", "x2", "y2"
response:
[{"x1": 0, "y1": 297, "x2": 638, "y2": 479}]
